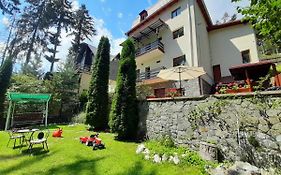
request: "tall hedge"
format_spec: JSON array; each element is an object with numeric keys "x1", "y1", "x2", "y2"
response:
[
  {"x1": 109, "y1": 39, "x2": 138, "y2": 140},
  {"x1": 0, "y1": 58, "x2": 13, "y2": 118},
  {"x1": 86, "y1": 37, "x2": 110, "y2": 130}
]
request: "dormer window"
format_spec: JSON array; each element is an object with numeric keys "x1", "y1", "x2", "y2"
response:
[{"x1": 139, "y1": 10, "x2": 148, "y2": 22}]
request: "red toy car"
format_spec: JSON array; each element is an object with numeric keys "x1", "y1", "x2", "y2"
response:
[{"x1": 79, "y1": 134, "x2": 105, "y2": 150}]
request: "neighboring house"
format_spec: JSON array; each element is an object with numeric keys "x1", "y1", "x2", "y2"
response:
[
  {"x1": 126, "y1": 0, "x2": 259, "y2": 97},
  {"x1": 75, "y1": 43, "x2": 119, "y2": 94}
]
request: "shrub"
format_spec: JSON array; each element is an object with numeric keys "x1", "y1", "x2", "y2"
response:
[
  {"x1": 109, "y1": 39, "x2": 138, "y2": 140},
  {"x1": 72, "y1": 112, "x2": 87, "y2": 124},
  {"x1": 86, "y1": 37, "x2": 110, "y2": 130}
]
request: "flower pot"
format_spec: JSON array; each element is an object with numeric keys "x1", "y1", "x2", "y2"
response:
[
  {"x1": 226, "y1": 89, "x2": 238, "y2": 94},
  {"x1": 238, "y1": 88, "x2": 252, "y2": 93}
]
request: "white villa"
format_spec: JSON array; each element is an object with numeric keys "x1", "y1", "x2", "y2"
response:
[{"x1": 126, "y1": 0, "x2": 259, "y2": 97}]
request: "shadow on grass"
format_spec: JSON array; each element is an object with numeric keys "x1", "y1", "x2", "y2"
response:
[
  {"x1": 118, "y1": 161, "x2": 157, "y2": 175},
  {"x1": 0, "y1": 150, "x2": 58, "y2": 175},
  {"x1": 37, "y1": 156, "x2": 105, "y2": 175}
]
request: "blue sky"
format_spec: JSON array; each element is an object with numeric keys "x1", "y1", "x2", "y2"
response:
[{"x1": 0, "y1": 0, "x2": 248, "y2": 70}]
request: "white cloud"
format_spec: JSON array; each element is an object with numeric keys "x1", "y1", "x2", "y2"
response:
[
  {"x1": 147, "y1": 0, "x2": 152, "y2": 6},
  {"x1": 1, "y1": 16, "x2": 10, "y2": 27},
  {"x1": 117, "y1": 12, "x2": 123, "y2": 19},
  {"x1": 71, "y1": 0, "x2": 79, "y2": 11}
]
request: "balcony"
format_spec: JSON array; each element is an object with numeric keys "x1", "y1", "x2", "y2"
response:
[
  {"x1": 135, "y1": 40, "x2": 164, "y2": 61},
  {"x1": 137, "y1": 67, "x2": 165, "y2": 82}
]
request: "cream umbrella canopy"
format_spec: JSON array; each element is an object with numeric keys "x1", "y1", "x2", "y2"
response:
[{"x1": 157, "y1": 66, "x2": 206, "y2": 89}]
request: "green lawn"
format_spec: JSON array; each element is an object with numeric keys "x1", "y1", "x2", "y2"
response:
[{"x1": 0, "y1": 124, "x2": 204, "y2": 175}]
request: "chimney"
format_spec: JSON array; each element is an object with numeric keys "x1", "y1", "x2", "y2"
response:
[{"x1": 139, "y1": 10, "x2": 148, "y2": 22}]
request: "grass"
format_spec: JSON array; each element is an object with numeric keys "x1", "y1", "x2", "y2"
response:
[{"x1": 0, "y1": 124, "x2": 205, "y2": 175}]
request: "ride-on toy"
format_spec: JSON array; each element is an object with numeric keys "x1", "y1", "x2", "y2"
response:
[{"x1": 79, "y1": 133, "x2": 105, "y2": 150}]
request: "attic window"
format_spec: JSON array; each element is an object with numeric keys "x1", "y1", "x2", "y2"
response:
[{"x1": 139, "y1": 10, "x2": 148, "y2": 22}]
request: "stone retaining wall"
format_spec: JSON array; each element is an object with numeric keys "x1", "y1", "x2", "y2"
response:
[{"x1": 138, "y1": 91, "x2": 281, "y2": 168}]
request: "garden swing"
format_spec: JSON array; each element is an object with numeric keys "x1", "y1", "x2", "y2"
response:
[{"x1": 5, "y1": 93, "x2": 51, "y2": 131}]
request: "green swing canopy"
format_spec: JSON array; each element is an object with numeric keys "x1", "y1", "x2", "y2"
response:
[
  {"x1": 5, "y1": 93, "x2": 52, "y2": 130},
  {"x1": 8, "y1": 93, "x2": 51, "y2": 103}
]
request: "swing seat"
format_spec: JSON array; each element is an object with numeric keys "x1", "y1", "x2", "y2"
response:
[{"x1": 13, "y1": 112, "x2": 44, "y2": 128}]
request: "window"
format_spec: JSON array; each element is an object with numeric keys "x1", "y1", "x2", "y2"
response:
[
  {"x1": 173, "y1": 27, "x2": 184, "y2": 39},
  {"x1": 173, "y1": 55, "x2": 186, "y2": 67},
  {"x1": 241, "y1": 50, "x2": 250, "y2": 64},
  {"x1": 171, "y1": 7, "x2": 181, "y2": 19}
]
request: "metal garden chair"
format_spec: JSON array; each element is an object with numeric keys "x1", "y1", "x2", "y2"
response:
[
  {"x1": 27, "y1": 129, "x2": 50, "y2": 153},
  {"x1": 7, "y1": 130, "x2": 25, "y2": 149}
]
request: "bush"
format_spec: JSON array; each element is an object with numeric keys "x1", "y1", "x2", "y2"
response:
[{"x1": 72, "y1": 112, "x2": 87, "y2": 124}]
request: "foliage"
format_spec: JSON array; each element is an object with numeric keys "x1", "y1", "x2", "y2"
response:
[
  {"x1": 79, "y1": 90, "x2": 88, "y2": 112},
  {"x1": 15, "y1": 0, "x2": 50, "y2": 65},
  {"x1": 0, "y1": 58, "x2": 13, "y2": 118},
  {"x1": 44, "y1": 0, "x2": 74, "y2": 72},
  {"x1": 68, "y1": 4, "x2": 96, "y2": 56},
  {"x1": 0, "y1": 0, "x2": 20, "y2": 14},
  {"x1": 71, "y1": 112, "x2": 86, "y2": 124},
  {"x1": 232, "y1": 0, "x2": 281, "y2": 46},
  {"x1": 109, "y1": 39, "x2": 138, "y2": 140},
  {"x1": 48, "y1": 55, "x2": 79, "y2": 117},
  {"x1": 20, "y1": 53, "x2": 43, "y2": 77},
  {"x1": 136, "y1": 83, "x2": 153, "y2": 100},
  {"x1": 145, "y1": 140, "x2": 211, "y2": 174},
  {"x1": 10, "y1": 74, "x2": 47, "y2": 93},
  {"x1": 86, "y1": 37, "x2": 110, "y2": 130}
]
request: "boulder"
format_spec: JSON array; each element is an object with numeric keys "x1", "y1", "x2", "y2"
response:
[{"x1": 136, "y1": 144, "x2": 145, "y2": 154}]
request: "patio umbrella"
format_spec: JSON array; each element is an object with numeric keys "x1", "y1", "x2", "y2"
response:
[{"x1": 157, "y1": 66, "x2": 206, "y2": 89}]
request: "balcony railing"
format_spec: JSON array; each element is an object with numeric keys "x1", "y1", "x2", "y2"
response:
[
  {"x1": 137, "y1": 67, "x2": 165, "y2": 81},
  {"x1": 136, "y1": 40, "x2": 164, "y2": 57}
]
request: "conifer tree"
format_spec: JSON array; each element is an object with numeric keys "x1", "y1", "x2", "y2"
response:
[
  {"x1": 109, "y1": 39, "x2": 138, "y2": 140},
  {"x1": 0, "y1": 0, "x2": 20, "y2": 14},
  {"x1": 68, "y1": 4, "x2": 95, "y2": 57},
  {"x1": 86, "y1": 37, "x2": 110, "y2": 130},
  {"x1": 15, "y1": 0, "x2": 50, "y2": 65},
  {"x1": 45, "y1": 0, "x2": 74, "y2": 72},
  {"x1": 0, "y1": 58, "x2": 13, "y2": 118}
]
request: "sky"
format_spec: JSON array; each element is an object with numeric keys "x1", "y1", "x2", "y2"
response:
[{"x1": 0, "y1": 0, "x2": 248, "y2": 71}]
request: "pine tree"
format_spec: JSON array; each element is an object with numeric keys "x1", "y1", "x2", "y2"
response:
[
  {"x1": 0, "y1": 0, "x2": 20, "y2": 14},
  {"x1": 68, "y1": 4, "x2": 95, "y2": 57},
  {"x1": 16, "y1": 0, "x2": 50, "y2": 65},
  {"x1": 45, "y1": 0, "x2": 74, "y2": 72},
  {"x1": 0, "y1": 58, "x2": 13, "y2": 118},
  {"x1": 109, "y1": 39, "x2": 138, "y2": 140},
  {"x1": 86, "y1": 37, "x2": 110, "y2": 130}
]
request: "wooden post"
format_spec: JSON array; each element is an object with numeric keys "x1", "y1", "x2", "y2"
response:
[
  {"x1": 5, "y1": 101, "x2": 13, "y2": 131},
  {"x1": 272, "y1": 64, "x2": 281, "y2": 86},
  {"x1": 245, "y1": 69, "x2": 253, "y2": 91}
]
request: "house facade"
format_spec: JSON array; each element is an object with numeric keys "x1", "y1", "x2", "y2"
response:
[
  {"x1": 75, "y1": 43, "x2": 119, "y2": 94},
  {"x1": 126, "y1": 0, "x2": 259, "y2": 97}
]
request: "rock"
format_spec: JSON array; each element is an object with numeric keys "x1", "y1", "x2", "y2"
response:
[
  {"x1": 228, "y1": 161, "x2": 261, "y2": 175},
  {"x1": 173, "y1": 155, "x2": 180, "y2": 165},
  {"x1": 153, "y1": 154, "x2": 161, "y2": 163},
  {"x1": 169, "y1": 156, "x2": 174, "y2": 162},
  {"x1": 162, "y1": 154, "x2": 168, "y2": 162},
  {"x1": 209, "y1": 165, "x2": 227, "y2": 175},
  {"x1": 136, "y1": 144, "x2": 145, "y2": 154},
  {"x1": 276, "y1": 135, "x2": 281, "y2": 142},
  {"x1": 143, "y1": 148, "x2": 150, "y2": 155},
  {"x1": 144, "y1": 155, "x2": 150, "y2": 160}
]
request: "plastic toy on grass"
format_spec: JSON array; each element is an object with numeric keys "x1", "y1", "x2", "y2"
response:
[
  {"x1": 52, "y1": 128, "x2": 63, "y2": 137},
  {"x1": 79, "y1": 133, "x2": 105, "y2": 150}
]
